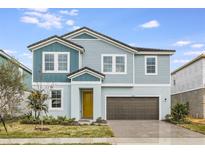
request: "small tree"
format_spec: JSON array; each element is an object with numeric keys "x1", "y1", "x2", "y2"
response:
[
  {"x1": 171, "y1": 103, "x2": 189, "y2": 123},
  {"x1": 27, "y1": 89, "x2": 49, "y2": 119},
  {"x1": 0, "y1": 59, "x2": 25, "y2": 132}
]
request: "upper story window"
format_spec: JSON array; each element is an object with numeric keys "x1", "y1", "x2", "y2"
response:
[
  {"x1": 51, "y1": 89, "x2": 62, "y2": 109},
  {"x1": 42, "y1": 52, "x2": 70, "y2": 73},
  {"x1": 58, "y1": 54, "x2": 68, "y2": 71},
  {"x1": 45, "y1": 54, "x2": 54, "y2": 71},
  {"x1": 145, "y1": 56, "x2": 158, "y2": 75},
  {"x1": 101, "y1": 54, "x2": 127, "y2": 74}
]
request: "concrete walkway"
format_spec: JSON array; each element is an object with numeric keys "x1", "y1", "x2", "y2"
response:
[
  {"x1": 1, "y1": 138, "x2": 205, "y2": 145},
  {"x1": 108, "y1": 120, "x2": 205, "y2": 138}
]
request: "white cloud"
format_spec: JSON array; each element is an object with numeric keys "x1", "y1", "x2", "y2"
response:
[
  {"x1": 73, "y1": 26, "x2": 80, "y2": 30},
  {"x1": 184, "y1": 51, "x2": 205, "y2": 56},
  {"x1": 191, "y1": 43, "x2": 204, "y2": 48},
  {"x1": 26, "y1": 8, "x2": 48, "y2": 13},
  {"x1": 173, "y1": 59, "x2": 190, "y2": 64},
  {"x1": 139, "y1": 20, "x2": 160, "y2": 29},
  {"x1": 59, "y1": 9, "x2": 79, "y2": 16},
  {"x1": 173, "y1": 40, "x2": 191, "y2": 47},
  {"x1": 66, "y1": 20, "x2": 75, "y2": 26},
  {"x1": 20, "y1": 16, "x2": 39, "y2": 24},
  {"x1": 22, "y1": 53, "x2": 32, "y2": 59},
  {"x1": 20, "y1": 11, "x2": 62, "y2": 29}
]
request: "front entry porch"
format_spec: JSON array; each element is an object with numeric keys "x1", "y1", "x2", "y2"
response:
[{"x1": 67, "y1": 67, "x2": 105, "y2": 121}]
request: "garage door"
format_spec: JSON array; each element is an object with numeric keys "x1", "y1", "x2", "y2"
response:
[{"x1": 107, "y1": 97, "x2": 159, "y2": 120}]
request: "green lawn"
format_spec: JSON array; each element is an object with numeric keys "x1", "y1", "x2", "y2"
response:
[
  {"x1": 180, "y1": 120, "x2": 205, "y2": 135},
  {"x1": 0, "y1": 121, "x2": 114, "y2": 138}
]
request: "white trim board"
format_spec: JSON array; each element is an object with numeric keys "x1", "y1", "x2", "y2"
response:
[
  {"x1": 104, "y1": 95, "x2": 162, "y2": 120},
  {"x1": 101, "y1": 83, "x2": 170, "y2": 87},
  {"x1": 32, "y1": 82, "x2": 71, "y2": 86},
  {"x1": 171, "y1": 87, "x2": 204, "y2": 95},
  {"x1": 29, "y1": 37, "x2": 84, "y2": 53},
  {"x1": 32, "y1": 82, "x2": 170, "y2": 87},
  {"x1": 71, "y1": 81, "x2": 101, "y2": 85},
  {"x1": 68, "y1": 69, "x2": 105, "y2": 79},
  {"x1": 137, "y1": 51, "x2": 174, "y2": 55}
]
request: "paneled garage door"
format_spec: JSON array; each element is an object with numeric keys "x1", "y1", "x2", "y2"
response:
[{"x1": 107, "y1": 97, "x2": 159, "y2": 120}]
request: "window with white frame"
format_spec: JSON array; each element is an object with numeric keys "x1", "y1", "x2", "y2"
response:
[
  {"x1": 43, "y1": 52, "x2": 70, "y2": 73},
  {"x1": 44, "y1": 54, "x2": 54, "y2": 71},
  {"x1": 102, "y1": 54, "x2": 126, "y2": 74},
  {"x1": 58, "y1": 54, "x2": 68, "y2": 71},
  {"x1": 116, "y1": 56, "x2": 125, "y2": 72},
  {"x1": 103, "y1": 56, "x2": 113, "y2": 72},
  {"x1": 51, "y1": 90, "x2": 62, "y2": 109},
  {"x1": 145, "y1": 56, "x2": 157, "y2": 75}
]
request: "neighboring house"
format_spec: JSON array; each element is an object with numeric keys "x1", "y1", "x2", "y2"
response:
[
  {"x1": 0, "y1": 49, "x2": 32, "y2": 115},
  {"x1": 171, "y1": 54, "x2": 205, "y2": 118},
  {"x1": 0, "y1": 49, "x2": 32, "y2": 90},
  {"x1": 29, "y1": 27, "x2": 175, "y2": 121}
]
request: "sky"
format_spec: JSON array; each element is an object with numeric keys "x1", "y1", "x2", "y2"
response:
[{"x1": 0, "y1": 8, "x2": 205, "y2": 71}]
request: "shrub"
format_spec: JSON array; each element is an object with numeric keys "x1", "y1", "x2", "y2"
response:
[
  {"x1": 166, "y1": 103, "x2": 189, "y2": 124},
  {"x1": 95, "y1": 117, "x2": 107, "y2": 124},
  {"x1": 20, "y1": 116, "x2": 78, "y2": 125},
  {"x1": 57, "y1": 116, "x2": 67, "y2": 122}
]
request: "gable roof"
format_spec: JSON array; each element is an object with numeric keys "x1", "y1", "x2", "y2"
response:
[
  {"x1": 134, "y1": 47, "x2": 175, "y2": 52},
  {"x1": 172, "y1": 54, "x2": 205, "y2": 75},
  {"x1": 61, "y1": 27, "x2": 175, "y2": 55},
  {"x1": 0, "y1": 49, "x2": 32, "y2": 73},
  {"x1": 62, "y1": 27, "x2": 139, "y2": 53},
  {"x1": 67, "y1": 67, "x2": 105, "y2": 79},
  {"x1": 28, "y1": 35, "x2": 84, "y2": 52}
]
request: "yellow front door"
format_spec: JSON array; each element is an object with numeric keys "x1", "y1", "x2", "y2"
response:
[{"x1": 82, "y1": 91, "x2": 93, "y2": 118}]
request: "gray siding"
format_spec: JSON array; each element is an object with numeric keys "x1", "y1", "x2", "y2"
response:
[
  {"x1": 135, "y1": 55, "x2": 170, "y2": 84},
  {"x1": 72, "y1": 73, "x2": 100, "y2": 81},
  {"x1": 71, "y1": 40, "x2": 134, "y2": 83},
  {"x1": 72, "y1": 33, "x2": 97, "y2": 39},
  {"x1": 33, "y1": 42, "x2": 79, "y2": 82}
]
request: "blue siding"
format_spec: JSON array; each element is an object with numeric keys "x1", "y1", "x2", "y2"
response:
[
  {"x1": 33, "y1": 42, "x2": 79, "y2": 82},
  {"x1": 72, "y1": 73, "x2": 100, "y2": 81},
  {"x1": 72, "y1": 33, "x2": 97, "y2": 39}
]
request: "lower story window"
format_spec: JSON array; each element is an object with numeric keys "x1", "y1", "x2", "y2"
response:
[{"x1": 51, "y1": 90, "x2": 62, "y2": 109}]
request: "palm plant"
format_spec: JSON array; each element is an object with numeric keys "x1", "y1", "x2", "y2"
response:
[{"x1": 27, "y1": 90, "x2": 49, "y2": 119}]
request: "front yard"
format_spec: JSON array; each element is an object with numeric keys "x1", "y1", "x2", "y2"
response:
[
  {"x1": 179, "y1": 117, "x2": 205, "y2": 135},
  {"x1": 0, "y1": 121, "x2": 114, "y2": 138}
]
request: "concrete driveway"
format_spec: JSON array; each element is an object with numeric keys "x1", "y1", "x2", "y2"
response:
[{"x1": 108, "y1": 120, "x2": 205, "y2": 138}]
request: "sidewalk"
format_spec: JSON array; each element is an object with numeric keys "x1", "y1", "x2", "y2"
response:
[{"x1": 1, "y1": 138, "x2": 205, "y2": 145}]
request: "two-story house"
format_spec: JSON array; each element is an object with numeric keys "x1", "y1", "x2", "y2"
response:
[
  {"x1": 29, "y1": 27, "x2": 175, "y2": 121},
  {"x1": 172, "y1": 54, "x2": 205, "y2": 118}
]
